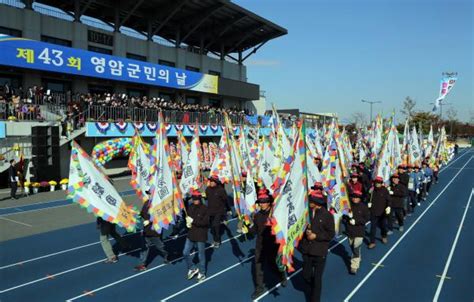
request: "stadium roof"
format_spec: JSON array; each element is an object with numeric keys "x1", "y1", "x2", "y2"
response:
[{"x1": 35, "y1": 0, "x2": 287, "y2": 62}]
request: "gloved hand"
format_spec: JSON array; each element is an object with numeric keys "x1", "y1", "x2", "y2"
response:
[
  {"x1": 368, "y1": 202, "x2": 372, "y2": 208},
  {"x1": 143, "y1": 220, "x2": 150, "y2": 227},
  {"x1": 347, "y1": 212, "x2": 354, "y2": 218},
  {"x1": 241, "y1": 224, "x2": 249, "y2": 234},
  {"x1": 227, "y1": 210, "x2": 233, "y2": 217},
  {"x1": 389, "y1": 190, "x2": 394, "y2": 195},
  {"x1": 416, "y1": 188, "x2": 420, "y2": 194},
  {"x1": 185, "y1": 216, "x2": 194, "y2": 228},
  {"x1": 385, "y1": 207, "x2": 391, "y2": 215},
  {"x1": 349, "y1": 219, "x2": 356, "y2": 225}
]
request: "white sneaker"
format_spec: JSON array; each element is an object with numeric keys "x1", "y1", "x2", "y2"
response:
[
  {"x1": 187, "y1": 268, "x2": 199, "y2": 280},
  {"x1": 197, "y1": 273, "x2": 206, "y2": 282}
]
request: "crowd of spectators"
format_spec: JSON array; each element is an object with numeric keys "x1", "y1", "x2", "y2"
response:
[{"x1": 0, "y1": 84, "x2": 45, "y2": 121}]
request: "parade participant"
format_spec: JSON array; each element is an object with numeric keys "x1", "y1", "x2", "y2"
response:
[
  {"x1": 347, "y1": 172, "x2": 364, "y2": 197},
  {"x1": 205, "y1": 175, "x2": 229, "y2": 248},
  {"x1": 345, "y1": 191, "x2": 370, "y2": 274},
  {"x1": 388, "y1": 174, "x2": 408, "y2": 232},
  {"x1": 134, "y1": 196, "x2": 170, "y2": 271},
  {"x1": 8, "y1": 159, "x2": 18, "y2": 200},
  {"x1": 421, "y1": 162, "x2": 433, "y2": 198},
  {"x1": 97, "y1": 217, "x2": 128, "y2": 263},
  {"x1": 407, "y1": 165, "x2": 420, "y2": 214},
  {"x1": 244, "y1": 192, "x2": 286, "y2": 299},
  {"x1": 432, "y1": 161, "x2": 440, "y2": 184},
  {"x1": 358, "y1": 162, "x2": 371, "y2": 194},
  {"x1": 368, "y1": 176, "x2": 390, "y2": 249},
  {"x1": 183, "y1": 189, "x2": 209, "y2": 282},
  {"x1": 397, "y1": 165, "x2": 410, "y2": 215},
  {"x1": 299, "y1": 189, "x2": 335, "y2": 302},
  {"x1": 414, "y1": 166, "x2": 424, "y2": 204}
]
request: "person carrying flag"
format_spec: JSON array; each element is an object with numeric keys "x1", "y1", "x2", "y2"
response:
[
  {"x1": 345, "y1": 190, "x2": 370, "y2": 274},
  {"x1": 299, "y1": 188, "x2": 335, "y2": 302},
  {"x1": 387, "y1": 174, "x2": 408, "y2": 232},
  {"x1": 134, "y1": 194, "x2": 170, "y2": 271},
  {"x1": 347, "y1": 172, "x2": 364, "y2": 198},
  {"x1": 205, "y1": 175, "x2": 229, "y2": 248},
  {"x1": 183, "y1": 189, "x2": 209, "y2": 282},
  {"x1": 244, "y1": 191, "x2": 287, "y2": 299},
  {"x1": 421, "y1": 161, "x2": 433, "y2": 198},
  {"x1": 96, "y1": 217, "x2": 128, "y2": 264},
  {"x1": 368, "y1": 176, "x2": 390, "y2": 249},
  {"x1": 397, "y1": 165, "x2": 410, "y2": 216}
]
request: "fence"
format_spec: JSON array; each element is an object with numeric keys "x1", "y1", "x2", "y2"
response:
[{"x1": 85, "y1": 105, "x2": 245, "y2": 125}]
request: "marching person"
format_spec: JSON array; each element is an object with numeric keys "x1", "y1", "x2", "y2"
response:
[
  {"x1": 358, "y1": 162, "x2": 371, "y2": 195},
  {"x1": 414, "y1": 165, "x2": 424, "y2": 205},
  {"x1": 8, "y1": 159, "x2": 18, "y2": 200},
  {"x1": 421, "y1": 162, "x2": 433, "y2": 198},
  {"x1": 397, "y1": 165, "x2": 410, "y2": 216},
  {"x1": 97, "y1": 217, "x2": 128, "y2": 263},
  {"x1": 407, "y1": 165, "x2": 420, "y2": 214},
  {"x1": 345, "y1": 190, "x2": 370, "y2": 274},
  {"x1": 368, "y1": 176, "x2": 390, "y2": 249},
  {"x1": 183, "y1": 189, "x2": 209, "y2": 282},
  {"x1": 205, "y1": 175, "x2": 229, "y2": 248},
  {"x1": 388, "y1": 174, "x2": 408, "y2": 232},
  {"x1": 244, "y1": 191, "x2": 286, "y2": 299},
  {"x1": 299, "y1": 188, "x2": 335, "y2": 302},
  {"x1": 134, "y1": 196, "x2": 170, "y2": 271},
  {"x1": 347, "y1": 172, "x2": 364, "y2": 198}
]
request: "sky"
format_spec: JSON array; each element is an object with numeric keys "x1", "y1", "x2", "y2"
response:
[{"x1": 234, "y1": 0, "x2": 473, "y2": 123}]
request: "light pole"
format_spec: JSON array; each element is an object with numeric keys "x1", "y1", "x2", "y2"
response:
[{"x1": 361, "y1": 99, "x2": 381, "y2": 123}]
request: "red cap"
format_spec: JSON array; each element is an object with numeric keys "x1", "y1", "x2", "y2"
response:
[
  {"x1": 208, "y1": 175, "x2": 220, "y2": 184},
  {"x1": 391, "y1": 173, "x2": 399, "y2": 179},
  {"x1": 191, "y1": 189, "x2": 202, "y2": 200},
  {"x1": 309, "y1": 190, "x2": 326, "y2": 205},
  {"x1": 241, "y1": 171, "x2": 248, "y2": 177},
  {"x1": 311, "y1": 181, "x2": 323, "y2": 190},
  {"x1": 351, "y1": 190, "x2": 363, "y2": 198},
  {"x1": 351, "y1": 172, "x2": 359, "y2": 178},
  {"x1": 374, "y1": 176, "x2": 384, "y2": 183}
]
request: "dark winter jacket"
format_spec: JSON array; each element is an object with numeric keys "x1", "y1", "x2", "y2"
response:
[
  {"x1": 205, "y1": 186, "x2": 229, "y2": 215},
  {"x1": 249, "y1": 208, "x2": 279, "y2": 261},
  {"x1": 187, "y1": 203, "x2": 209, "y2": 242},
  {"x1": 97, "y1": 217, "x2": 116, "y2": 236},
  {"x1": 346, "y1": 202, "x2": 370, "y2": 238},
  {"x1": 389, "y1": 183, "x2": 408, "y2": 208},
  {"x1": 299, "y1": 207, "x2": 335, "y2": 257},
  {"x1": 140, "y1": 202, "x2": 160, "y2": 237},
  {"x1": 370, "y1": 186, "x2": 391, "y2": 216}
]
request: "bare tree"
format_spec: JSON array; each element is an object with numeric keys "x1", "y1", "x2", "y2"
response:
[
  {"x1": 351, "y1": 112, "x2": 368, "y2": 128},
  {"x1": 400, "y1": 96, "x2": 416, "y2": 120}
]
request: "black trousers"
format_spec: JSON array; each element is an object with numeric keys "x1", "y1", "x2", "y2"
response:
[
  {"x1": 302, "y1": 254, "x2": 327, "y2": 302},
  {"x1": 254, "y1": 250, "x2": 284, "y2": 289},
  {"x1": 10, "y1": 182, "x2": 17, "y2": 199},
  {"x1": 393, "y1": 208, "x2": 404, "y2": 227},
  {"x1": 209, "y1": 214, "x2": 224, "y2": 243},
  {"x1": 369, "y1": 215, "x2": 387, "y2": 243},
  {"x1": 408, "y1": 191, "x2": 417, "y2": 211}
]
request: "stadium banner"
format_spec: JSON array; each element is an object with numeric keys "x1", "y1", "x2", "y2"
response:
[
  {"x1": 85, "y1": 122, "x2": 316, "y2": 137},
  {"x1": 0, "y1": 121, "x2": 5, "y2": 138},
  {"x1": 0, "y1": 34, "x2": 218, "y2": 94}
]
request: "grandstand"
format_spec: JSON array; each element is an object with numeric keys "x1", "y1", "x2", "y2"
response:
[{"x1": 0, "y1": 0, "x2": 287, "y2": 183}]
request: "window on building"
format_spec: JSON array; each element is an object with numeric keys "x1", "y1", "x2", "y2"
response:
[
  {"x1": 42, "y1": 79, "x2": 71, "y2": 93},
  {"x1": 0, "y1": 26, "x2": 22, "y2": 37},
  {"x1": 158, "y1": 60, "x2": 175, "y2": 67},
  {"x1": 209, "y1": 70, "x2": 221, "y2": 77},
  {"x1": 126, "y1": 53, "x2": 147, "y2": 62},
  {"x1": 186, "y1": 66, "x2": 200, "y2": 72},
  {"x1": 208, "y1": 98, "x2": 221, "y2": 108},
  {"x1": 88, "y1": 45, "x2": 113, "y2": 55},
  {"x1": 0, "y1": 74, "x2": 22, "y2": 95},
  {"x1": 41, "y1": 35, "x2": 72, "y2": 47}
]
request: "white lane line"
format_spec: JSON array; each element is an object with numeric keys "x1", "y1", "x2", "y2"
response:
[
  {"x1": 433, "y1": 188, "x2": 474, "y2": 302},
  {"x1": 438, "y1": 150, "x2": 471, "y2": 175},
  {"x1": 343, "y1": 156, "x2": 473, "y2": 302},
  {"x1": 66, "y1": 234, "x2": 243, "y2": 301},
  {"x1": 0, "y1": 217, "x2": 33, "y2": 227},
  {"x1": 0, "y1": 247, "x2": 142, "y2": 294},
  {"x1": 0, "y1": 204, "x2": 74, "y2": 217},
  {"x1": 161, "y1": 256, "x2": 256, "y2": 301},
  {"x1": 0, "y1": 218, "x2": 236, "y2": 270}
]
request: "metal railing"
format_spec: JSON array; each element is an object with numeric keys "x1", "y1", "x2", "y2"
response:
[{"x1": 85, "y1": 105, "x2": 246, "y2": 125}]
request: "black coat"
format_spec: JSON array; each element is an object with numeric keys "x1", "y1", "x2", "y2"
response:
[
  {"x1": 359, "y1": 172, "x2": 371, "y2": 192},
  {"x1": 205, "y1": 186, "x2": 229, "y2": 215},
  {"x1": 299, "y1": 207, "x2": 335, "y2": 257},
  {"x1": 249, "y1": 208, "x2": 279, "y2": 261},
  {"x1": 97, "y1": 217, "x2": 116, "y2": 236},
  {"x1": 8, "y1": 165, "x2": 16, "y2": 183},
  {"x1": 187, "y1": 203, "x2": 209, "y2": 242},
  {"x1": 389, "y1": 183, "x2": 407, "y2": 208},
  {"x1": 346, "y1": 202, "x2": 370, "y2": 238},
  {"x1": 140, "y1": 202, "x2": 159, "y2": 237},
  {"x1": 370, "y1": 186, "x2": 390, "y2": 216},
  {"x1": 399, "y1": 172, "x2": 410, "y2": 188}
]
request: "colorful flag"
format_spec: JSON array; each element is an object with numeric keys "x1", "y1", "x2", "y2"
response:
[
  {"x1": 68, "y1": 141, "x2": 137, "y2": 232},
  {"x1": 148, "y1": 113, "x2": 184, "y2": 233},
  {"x1": 210, "y1": 129, "x2": 232, "y2": 183},
  {"x1": 128, "y1": 134, "x2": 152, "y2": 203},
  {"x1": 269, "y1": 122, "x2": 308, "y2": 272},
  {"x1": 179, "y1": 126, "x2": 201, "y2": 196},
  {"x1": 432, "y1": 76, "x2": 457, "y2": 112}
]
